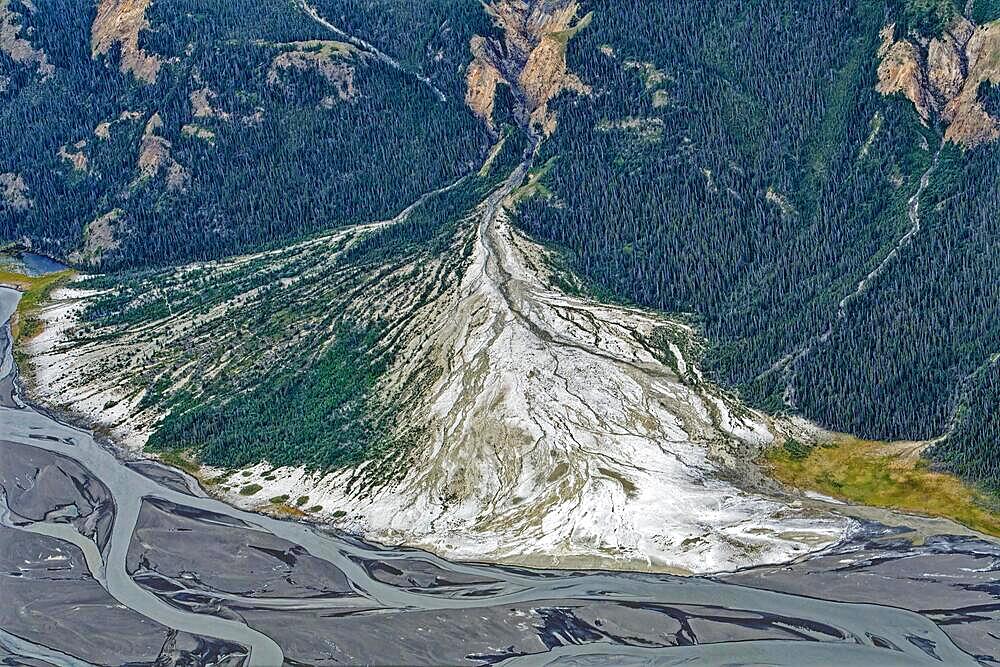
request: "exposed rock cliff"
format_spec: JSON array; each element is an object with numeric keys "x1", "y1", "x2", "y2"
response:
[
  {"x1": 67, "y1": 209, "x2": 122, "y2": 266},
  {"x1": 267, "y1": 41, "x2": 359, "y2": 106},
  {"x1": 189, "y1": 87, "x2": 231, "y2": 121},
  {"x1": 0, "y1": 172, "x2": 31, "y2": 211},
  {"x1": 91, "y1": 0, "x2": 162, "y2": 83},
  {"x1": 58, "y1": 141, "x2": 89, "y2": 173},
  {"x1": 877, "y1": 16, "x2": 1000, "y2": 147},
  {"x1": 0, "y1": 0, "x2": 54, "y2": 80},
  {"x1": 466, "y1": 0, "x2": 592, "y2": 135},
  {"x1": 137, "y1": 114, "x2": 188, "y2": 191}
]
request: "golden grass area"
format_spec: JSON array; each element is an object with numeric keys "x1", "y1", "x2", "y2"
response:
[
  {"x1": 157, "y1": 449, "x2": 203, "y2": 476},
  {"x1": 766, "y1": 436, "x2": 1000, "y2": 537},
  {"x1": 0, "y1": 268, "x2": 73, "y2": 342}
]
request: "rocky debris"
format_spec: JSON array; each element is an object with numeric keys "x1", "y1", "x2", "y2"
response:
[
  {"x1": 68, "y1": 209, "x2": 122, "y2": 266},
  {"x1": 0, "y1": 0, "x2": 54, "y2": 80},
  {"x1": 94, "y1": 110, "x2": 142, "y2": 140},
  {"x1": 58, "y1": 140, "x2": 89, "y2": 172},
  {"x1": 189, "y1": 87, "x2": 231, "y2": 121},
  {"x1": 91, "y1": 0, "x2": 162, "y2": 83},
  {"x1": 181, "y1": 124, "x2": 215, "y2": 142},
  {"x1": 877, "y1": 16, "x2": 1000, "y2": 147},
  {"x1": 137, "y1": 113, "x2": 188, "y2": 191},
  {"x1": 466, "y1": 0, "x2": 592, "y2": 135},
  {"x1": 765, "y1": 187, "x2": 798, "y2": 219},
  {"x1": 0, "y1": 172, "x2": 31, "y2": 211},
  {"x1": 943, "y1": 20, "x2": 1000, "y2": 145},
  {"x1": 267, "y1": 41, "x2": 358, "y2": 104},
  {"x1": 595, "y1": 116, "x2": 664, "y2": 143}
]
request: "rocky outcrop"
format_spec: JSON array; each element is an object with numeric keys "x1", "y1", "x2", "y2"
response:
[
  {"x1": 91, "y1": 0, "x2": 162, "y2": 83},
  {"x1": 465, "y1": 46, "x2": 504, "y2": 126},
  {"x1": 94, "y1": 110, "x2": 142, "y2": 140},
  {"x1": 943, "y1": 20, "x2": 1000, "y2": 146},
  {"x1": 189, "y1": 87, "x2": 231, "y2": 121},
  {"x1": 137, "y1": 114, "x2": 188, "y2": 191},
  {"x1": 267, "y1": 41, "x2": 359, "y2": 105},
  {"x1": 465, "y1": 0, "x2": 592, "y2": 136},
  {"x1": 0, "y1": 172, "x2": 31, "y2": 211},
  {"x1": 877, "y1": 17, "x2": 1000, "y2": 147},
  {"x1": 181, "y1": 124, "x2": 215, "y2": 142},
  {"x1": 1, "y1": 0, "x2": 54, "y2": 80},
  {"x1": 67, "y1": 209, "x2": 122, "y2": 266},
  {"x1": 877, "y1": 26, "x2": 932, "y2": 121},
  {"x1": 58, "y1": 141, "x2": 89, "y2": 173}
]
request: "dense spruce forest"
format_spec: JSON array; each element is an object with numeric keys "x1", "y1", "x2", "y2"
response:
[{"x1": 309, "y1": 0, "x2": 496, "y2": 100}]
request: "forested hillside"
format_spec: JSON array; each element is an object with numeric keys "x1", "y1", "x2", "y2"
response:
[
  {"x1": 510, "y1": 0, "x2": 1000, "y2": 490},
  {"x1": 0, "y1": 0, "x2": 489, "y2": 269}
]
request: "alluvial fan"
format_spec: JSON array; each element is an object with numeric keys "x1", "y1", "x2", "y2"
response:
[{"x1": 29, "y1": 149, "x2": 849, "y2": 574}]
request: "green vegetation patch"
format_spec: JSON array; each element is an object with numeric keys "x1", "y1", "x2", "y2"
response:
[
  {"x1": 239, "y1": 483, "x2": 263, "y2": 496},
  {"x1": 768, "y1": 437, "x2": 1000, "y2": 537},
  {"x1": 782, "y1": 438, "x2": 813, "y2": 461},
  {"x1": 902, "y1": 0, "x2": 960, "y2": 36},
  {"x1": 970, "y1": 0, "x2": 1000, "y2": 22},
  {"x1": 0, "y1": 269, "x2": 73, "y2": 343},
  {"x1": 148, "y1": 321, "x2": 394, "y2": 470}
]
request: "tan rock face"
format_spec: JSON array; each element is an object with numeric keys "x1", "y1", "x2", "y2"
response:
[
  {"x1": 91, "y1": 0, "x2": 162, "y2": 83},
  {"x1": 927, "y1": 28, "x2": 967, "y2": 101},
  {"x1": 189, "y1": 87, "x2": 232, "y2": 121},
  {"x1": 0, "y1": 172, "x2": 32, "y2": 212},
  {"x1": 68, "y1": 209, "x2": 122, "y2": 266},
  {"x1": 465, "y1": 0, "x2": 592, "y2": 136},
  {"x1": 1, "y1": 0, "x2": 54, "y2": 80},
  {"x1": 58, "y1": 142, "x2": 89, "y2": 173},
  {"x1": 465, "y1": 37, "x2": 504, "y2": 125},
  {"x1": 877, "y1": 17, "x2": 1000, "y2": 148},
  {"x1": 944, "y1": 21, "x2": 1000, "y2": 146},
  {"x1": 181, "y1": 124, "x2": 215, "y2": 142},
  {"x1": 267, "y1": 41, "x2": 359, "y2": 104},
  {"x1": 138, "y1": 113, "x2": 188, "y2": 191},
  {"x1": 876, "y1": 27, "x2": 932, "y2": 122}
]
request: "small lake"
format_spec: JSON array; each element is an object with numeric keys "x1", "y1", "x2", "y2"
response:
[{"x1": 0, "y1": 251, "x2": 68, "y2": 277}]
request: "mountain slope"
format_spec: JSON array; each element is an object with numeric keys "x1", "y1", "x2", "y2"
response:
[
  {"x1": 0, "y1": 0, "x2": 488, "y2": 269},
  {"x1": 512, "y1": 0, "x2": 1000, "y2": 493}
]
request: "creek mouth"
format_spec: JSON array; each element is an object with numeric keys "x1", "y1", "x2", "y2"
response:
[{"x1": 1, "y1": 285, "x2": 997, "y2": 666}]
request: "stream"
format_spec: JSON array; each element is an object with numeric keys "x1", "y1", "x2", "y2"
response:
[{"x1": 1, "y1": 285, "x2": 998, "y2": 666}]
